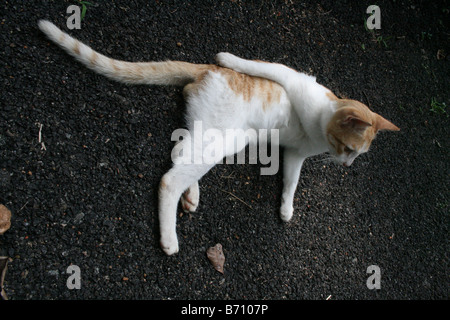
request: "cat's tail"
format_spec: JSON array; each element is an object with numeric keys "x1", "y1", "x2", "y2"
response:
[{"x1": 38, "y1": 20, "x2": 209, "y2": 86}]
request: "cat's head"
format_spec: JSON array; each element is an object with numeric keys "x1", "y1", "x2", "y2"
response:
[{"x1": 326, "y1": 99, "x2": 399, "y2": 167}]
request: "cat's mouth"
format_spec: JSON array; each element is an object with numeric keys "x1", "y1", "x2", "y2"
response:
[
  {"x1": 319, "y1": 152, "x2": 351, "y2": 167},
  {"x1": 327, "y1": 152, "x2": 354, "y2": 167},
  {"x1": 338, "y1": 157, "x2": 355, "y2": 167}
]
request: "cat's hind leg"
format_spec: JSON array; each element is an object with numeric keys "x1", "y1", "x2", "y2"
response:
[
  {"x1": 159, "y1": 126, "x2": 249, "y2": 255},
  {"x1": 180, "y1": 181, "x2": 199, "y2": 213},
  {"x1": 159, "y1": 163, "x2": 213, "y2": 255}
]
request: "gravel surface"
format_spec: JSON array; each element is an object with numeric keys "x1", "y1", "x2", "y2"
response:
[{"x1": 0, "y1": 0, "x2": 448, "y2": 300}]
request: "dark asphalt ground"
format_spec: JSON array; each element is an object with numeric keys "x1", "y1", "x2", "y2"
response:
[{"x1": 0, "y1": 0, "x2": 448, "y2": 300}]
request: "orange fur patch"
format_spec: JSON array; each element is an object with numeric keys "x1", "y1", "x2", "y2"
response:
[
  {"x1": 89, "y1": 51, "x2": 97, "y2": 65},
  {"x1": 326, "y1": 91, "x2": 339, "y2": 101},
  {"x1": 206, "y1": 67, "x2": 283, "y2": 109},
  {"x1": 111, "y1": 60, "x2": 120, "y2": 71},
  {"x1": 73, "y1": 41, "x2": 80, "y2": 55}
]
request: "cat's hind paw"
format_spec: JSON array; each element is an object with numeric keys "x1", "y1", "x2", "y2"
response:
[{"x1": 180, "y1": 183, "x2": 199, "y2": 213}]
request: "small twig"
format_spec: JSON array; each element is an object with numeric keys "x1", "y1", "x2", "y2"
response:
[
  {"x1": 38, "y1": 123, "x2": 42, "y2": 143},
  {"x1": 308, "y1": 54, "x2": 317, "y2": 71},
  {"x1": 362, "y1": 90, "x2": 371, "y2": 108},
  {"x1": 38, "y1": 123, "x2": 47, "y2": 151},
  {"x1": 220, "y1": 172, "x2": 235, "y2": 179},
  {"x1": 17, "y1": 200, "x2": 30, "y2": 213},
  {"x1": 319, "y1": 9, "x2": 333, "y2": 15},
  {"x1": 219, "y1": 188, "x2": 253, "y2": 209},
  {"x1": 218, "y1": 18, "x2": 234, "y2": 27}
]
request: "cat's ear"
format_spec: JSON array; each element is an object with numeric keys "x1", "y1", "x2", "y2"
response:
[
  {"x1": 339, "y1": 108, "x2": 372, "y2": 130},
  {"x1": 374, "y1": 114, "x2": 400, "y2": 132},
  {"x1": 342, "y1": 115, "x2": 372, "y2": 129}
]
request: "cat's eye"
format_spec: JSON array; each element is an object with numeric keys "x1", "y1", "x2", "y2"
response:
[{"x1": 344, "y1": 146, "x2": 354, "y2": 154}]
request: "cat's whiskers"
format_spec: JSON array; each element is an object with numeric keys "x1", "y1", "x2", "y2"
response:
[{"x1": 313, "y1": 154, "x2": 334, "y2": 164}]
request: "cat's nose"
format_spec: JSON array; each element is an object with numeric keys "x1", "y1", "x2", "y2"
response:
[{"x1": 343, "y1": 162, "x2": 350, "y2": 167}]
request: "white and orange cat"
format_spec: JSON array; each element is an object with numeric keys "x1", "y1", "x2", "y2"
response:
[{"x1": 38, "y1": 21, "x2": 399, "y2": 255}]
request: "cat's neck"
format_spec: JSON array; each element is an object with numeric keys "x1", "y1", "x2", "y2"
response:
[
  {"x1": 280, "y1": 99, "x2": 335, "y2": 156},
  {"x1": 308, "y1": 100, "x2": 336, "y2": 154},
  {"x1": 298, "y1": 93, "x2": 336, "y2": 143},
  {"x1": 319, "y1": 100, "x2": 337, "y2": 141},
  {"x1": 288, "y1": 75, "x2": 336, "y2": 142}
]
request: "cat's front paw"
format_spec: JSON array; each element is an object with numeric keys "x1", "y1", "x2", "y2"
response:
[
  {"x1": 280, "y1": 205, "x2": 294, "y2": 222},
  {"x1": 160, "y1": 233, "x2": 179, "y2": 255},
  {"x1": 215, "y1": 52, "x2": 238, "y2": 69}
]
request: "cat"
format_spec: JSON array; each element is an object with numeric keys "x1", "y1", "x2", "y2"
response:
[{"x1": 38, "y1": 21, "x2": 399, "y2": 255}]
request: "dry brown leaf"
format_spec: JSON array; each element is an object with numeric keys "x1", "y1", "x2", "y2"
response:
[
  {"x1": 0, "y1": 256, "x2": 9, "y2": 300},
  {"x1": 206, "y1": 243, "x2": 225, "y2": 274},
  {"x1": 0, "y1": 204, "x2": 11, "y2": 235}
]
